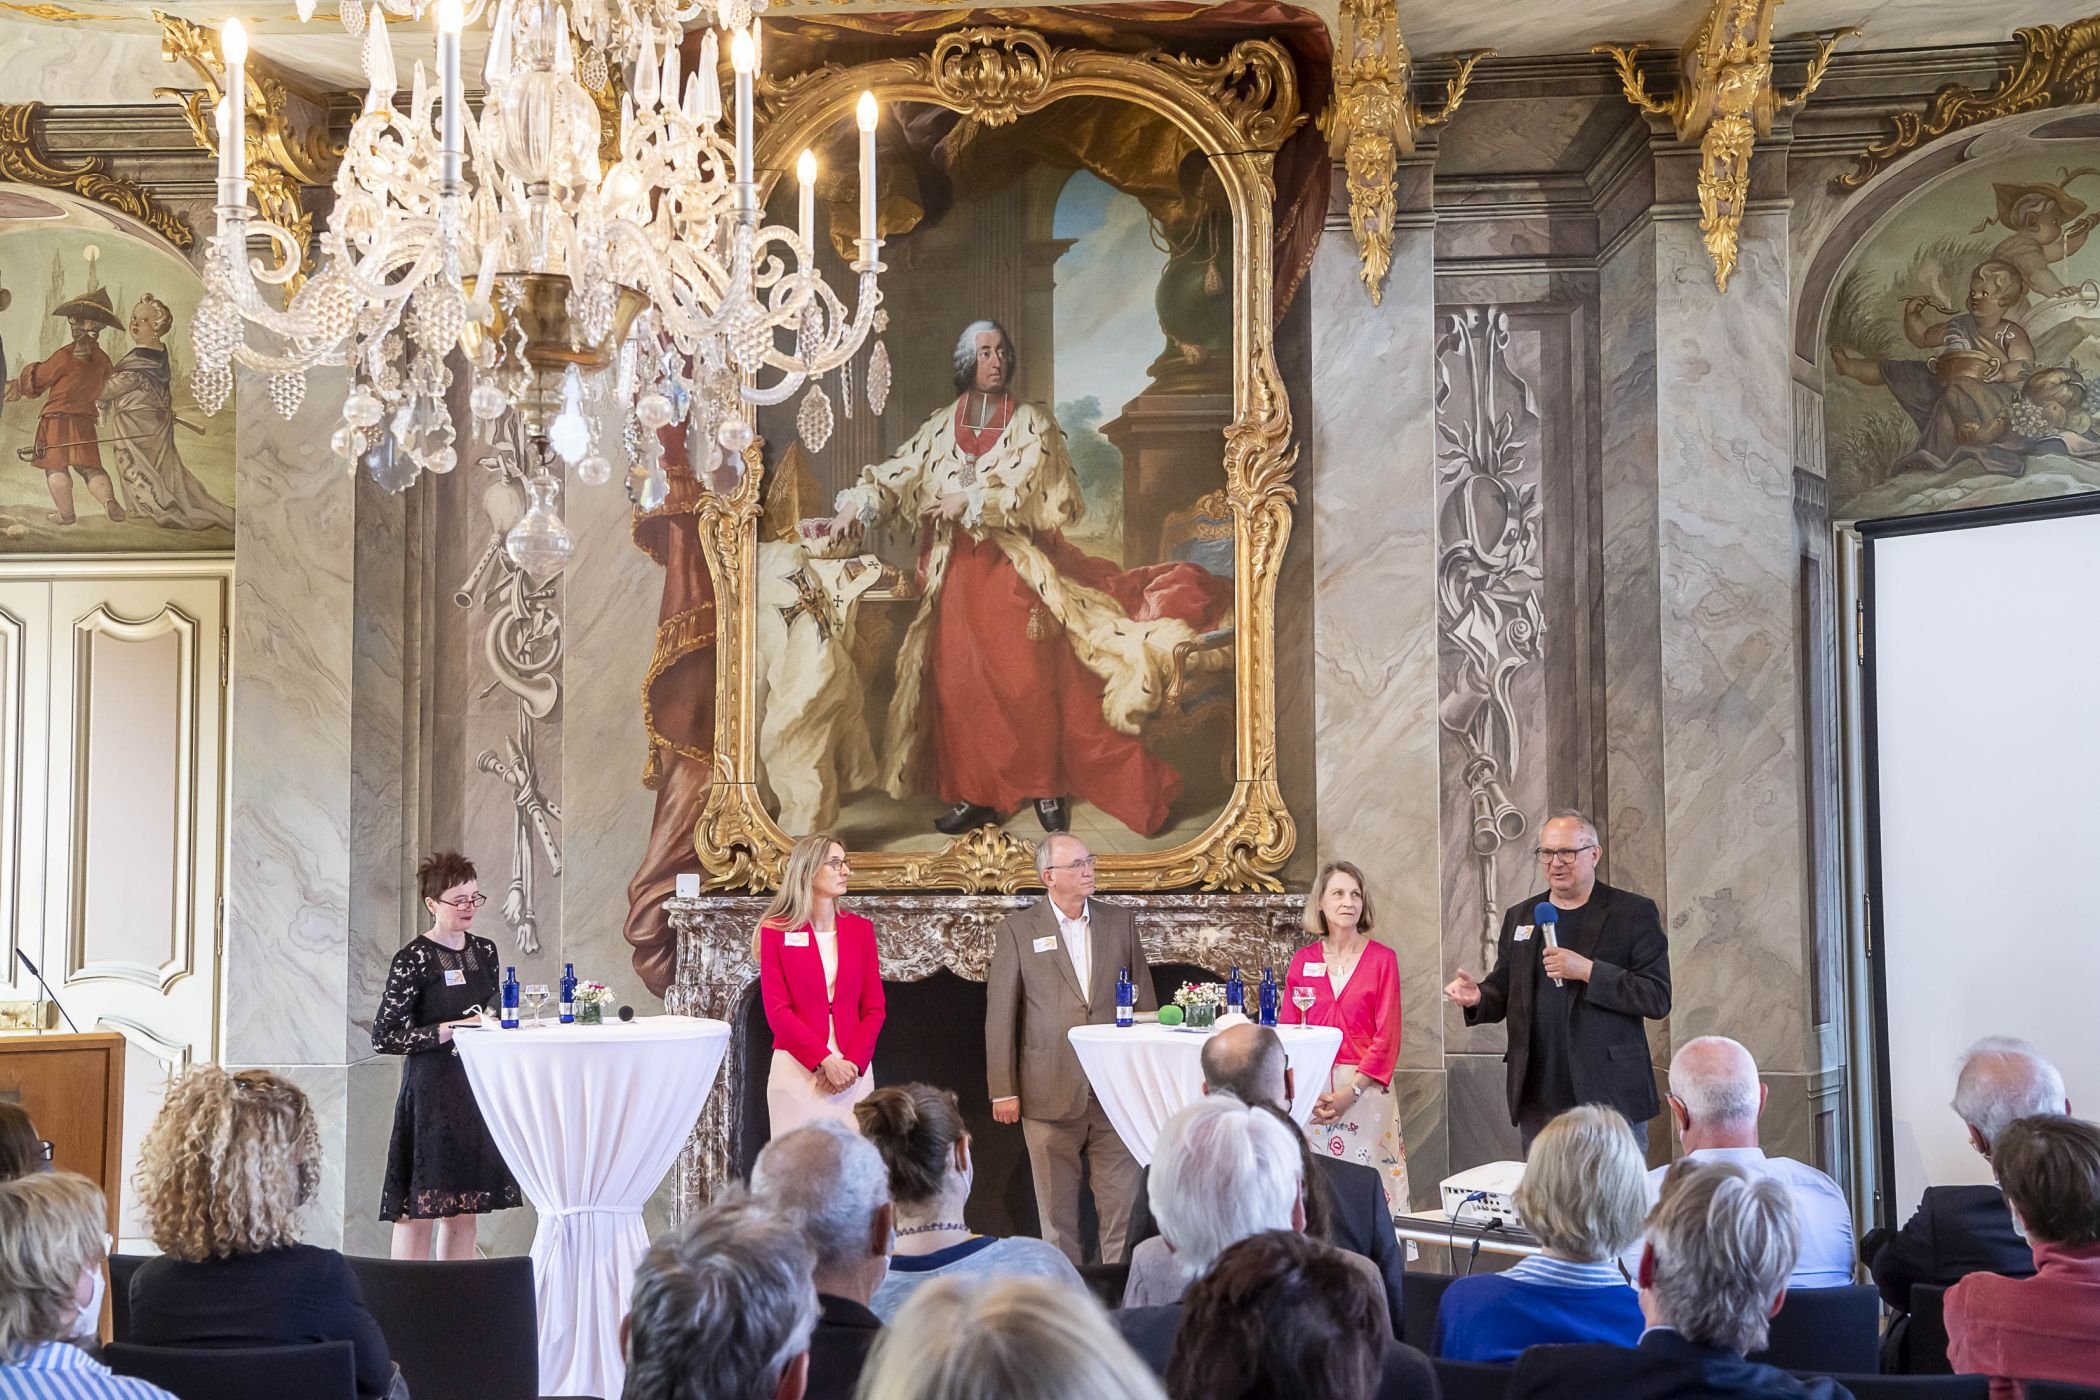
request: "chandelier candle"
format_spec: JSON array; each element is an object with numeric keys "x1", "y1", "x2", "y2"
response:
[
  {"x1": 438, "y1": 0, "x2": 464, "y2": 194},
  {"x1": 797, "y1": 149, "x2": 816, "y2": 254},
  {"x1": 219, "y1": 19, "x2": 246, "y2": 189},
  {"x1": 731, "y1": 28, "x2": 755, "y2": 217},
  {"x1": 858, "y1": 90, "x2": 878, "y2": 248}
]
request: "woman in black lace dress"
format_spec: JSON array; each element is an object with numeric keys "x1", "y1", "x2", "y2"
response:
[{"x1": 374, "y1": 851, "x2": 520, "y2": 1258}]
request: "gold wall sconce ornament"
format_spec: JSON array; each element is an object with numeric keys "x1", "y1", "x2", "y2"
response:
[
  {"x1": 1318, "y1": 0, "x2": 1489, "y2": 306},
  {"x1": 1595, "y1": 2, "x2": 1856, "y2": 292},
  {"x1": 1836, "y1": 17, "x2": 2100, "y2": 191},
  {"x1": 151, "y1": 9, "x2": 342, "y2": 294},
  {"x1": 0, "y1": 102, "x2": 193, "y2": 248}
]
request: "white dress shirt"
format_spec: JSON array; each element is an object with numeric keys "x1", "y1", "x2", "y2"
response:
[
  {"x1": 1619, "y1": 1146, "x2": 1857, "y2": 1288},
  {"x1": 1055, "y1": 901, "x2": 1092, "y2": 1006}
]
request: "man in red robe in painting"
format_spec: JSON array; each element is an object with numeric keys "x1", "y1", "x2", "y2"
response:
[
  {"x1": 5, "y1": 287, "x2": 127, "y2": 526},
  {"x1": 824, "y1": 320, "x2": 1230, "y2": 838}
]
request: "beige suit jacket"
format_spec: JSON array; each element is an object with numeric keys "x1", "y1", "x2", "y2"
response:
[{"x1": 985, "y1": 897, "x2": 1159, "y2": 1122}]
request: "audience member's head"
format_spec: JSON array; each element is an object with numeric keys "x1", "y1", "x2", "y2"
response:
[
  {"x1": 0, "y1": 1104, "x2": 45, "y2": 1182},
  {"x1": 1166, "y1": 1231, "x2": 1382, "y2": 1400},
  {"x1": 859, "y1": 1275, "x2": 1164, "y2": 1400},
  {"x1": 136, "y1": 1066, "x2": 321, "y2": 1261},
  {"x1": 856, "y1": 1083, "x2": 972, "y2": 1218},
  {"x1": 1666, "y1": 1036, "x2": 1766, "y2": 1150},
  {"x1": 1149, "y1": 1094, "x2": 1304, "y2": 1280},
  {"x1": 1992, "y1": 1114, "x2": 2100, "y2": 1248},
  {"x1": 622, "y1": 1190, "x2": 819, "y2": 1400},
  {"x1": 1638, "y1": 1159, "x2": 1800, "y2": 1355},
  {"x1": 1517, "y1": 1104, "x2": 1649, "y2": 1265},
  {"x1": 1953, "y1": 1037, "x2": 2070, "y2": 1160},
  {"x1": 1200, "y1": 1024, "x2": 1293, "y2": 1112},
  {"x1": 749, "y1": 1119, "x2": 893, "y2": 1305},
  {"x1": 0, "y1": 1172, "x2": 108, "y2": 1355}
]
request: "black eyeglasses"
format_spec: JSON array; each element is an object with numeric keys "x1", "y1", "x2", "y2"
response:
[
  {"x1": 1533, "y1": 846, "x2": 1597, "y2": 864},
  {"x1": 37, "y1": 1140, "x2": 53, "y2": 1165},
  {"x1": 435, "y1": 892, "x2": 489, "y2": 909}
]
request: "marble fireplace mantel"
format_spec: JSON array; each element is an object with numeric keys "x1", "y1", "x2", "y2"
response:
[{"x1": 665, "y1": 891, "x2": 1309, "y2": 1219}]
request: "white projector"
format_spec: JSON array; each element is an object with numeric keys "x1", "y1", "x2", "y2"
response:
[{"x1": 1439, "y1": 1161, "x2": 1526, "y2": 1228}]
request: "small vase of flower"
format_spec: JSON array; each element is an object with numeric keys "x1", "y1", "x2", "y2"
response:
[
  {"x1": 1172, "y1": 981, "x2": 1226, "y2": 1029},
  {"x1": 575, "y1": 981, "x2": 612, "y2": 1025}
]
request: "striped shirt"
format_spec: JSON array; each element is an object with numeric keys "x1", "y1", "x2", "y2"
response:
[
  {"x1": 0, "y1": 1344, "x2": 175, "y2": 1400},
  {"x1": 1503, "y1": 1254, "x2": 1633, "y2": 1287}
]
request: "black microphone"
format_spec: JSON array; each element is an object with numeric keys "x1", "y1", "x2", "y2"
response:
[
  {"x1": 618, "y1": 1005, "x2": 634, "y2": 1023},
  {"x1": 14, "y1": 951, "x2": 80, "y2": 1034}
]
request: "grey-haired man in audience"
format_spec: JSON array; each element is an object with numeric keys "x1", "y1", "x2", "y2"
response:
[
  {"x1": 750, "y1": 1120, "x2": 895, "y2": 1400},
  {"x1": 622, "y1": 1191, "x2": 819, "y2": 1400}
]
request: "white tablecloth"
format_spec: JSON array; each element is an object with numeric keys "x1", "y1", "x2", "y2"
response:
[
  {"x1": 1067, "y1": 1023, "x2": 1344, "y2": 1166},
  {"x1": 455, "y1": 1014, "x2": 731, "y2": 1400}
]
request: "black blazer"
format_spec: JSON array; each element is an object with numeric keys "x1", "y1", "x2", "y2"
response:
[
  {"x1": 1510, "y1": 1331, "x2": 1855, "y2": 1400},
  {"x1": 1111, "y1": 1304, "x2": 1436, "y2": 1400},
  {"x1": 1866, "y1": 1183, "x2": 2036, "y2": 1310},
  {"x1": 805, "y1": 1293, "x2": 883, "y2": 1400},
  {"x1": 1464, "y1": 882, "x2": 1671, "y2": 1126},
  {"x1": 1125, "y1": 1154, "x2": 1407, "y2": 1337}
]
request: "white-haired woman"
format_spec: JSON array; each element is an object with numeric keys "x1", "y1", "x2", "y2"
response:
[
  {"x1": 97, "y1": 292, "x2": 233, "y2": 531},
  {"x1": 759, "y1": 832, "x2": 885, "y2": 1136},
  {"x1": 1436, "y1": 1104, "x2": 1647, "y2": 1362},
  {"x1": 859, "y1": 1275, "x2": 1165, "y2": 1400}
]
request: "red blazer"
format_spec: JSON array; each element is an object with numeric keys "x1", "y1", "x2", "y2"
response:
[
  {"x1": 1279, "y1": 939, "x2": 1401, "y2": 1086},
  {"x1": 758, "y1": 910, "x2": 885, "y2": 1073}
]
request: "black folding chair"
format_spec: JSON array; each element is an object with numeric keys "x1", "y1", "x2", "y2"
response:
[
  {"x1": 1402, "y1": 1269, "x2": 1457, "y2": 1353},
  {"x1": 102, "y1": 1341, "x2": 357, "y2": 1400},
  {"x1": 106, "y1": 1253, "x2": 149, "y2": 1344},
  {"x1": 2028, "y1": 1384, "x2": 2100, "y2": 1400},
  {"x1": 1900, "y1": 1283, "x2": 1954, "y2": 1375},
  {"x1": 1078, "y1": 1260, "x2": 1132, "y2": 1311},
  {"x1": 1792, "y1": 1375, "x2": 1987, "y2": 1400},
  {"x1": 347, "y1": 1254, "x2": 538, "y2": 1400},
  {"x1": 1432, "y1": 1357, "x2": 1513, "y2": 1400},
  {"x1": 1746, "y1": 1283, "x2": 1880, "y2": 1375}
]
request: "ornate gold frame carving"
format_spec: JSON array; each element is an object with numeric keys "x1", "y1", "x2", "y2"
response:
[
  {"x1": 1595, "y1": 2, "x2": 1854, "y2": 292},
  {"x1": 1836, "y1": 17, "x2": 2100, "y2": 191},
  {"x1": 696, "y1": 26, "x2": 1302, "y2": 894},
  {"x1": 0, "y1": 103, "x2": 193, "y2": 249},
  {"x1": 152, "y1": 9, "x2": 341, "y2": 293},
  {"x1": 1318, "y1": 0, "x2": 1487, "y2": 306}
]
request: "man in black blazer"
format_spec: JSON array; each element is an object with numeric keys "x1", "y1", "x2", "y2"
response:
[
  {"x1": 750, "y1": 1122, "x2": 894, "y2": 1400},
  {"x1": 1444, "y1": 810, "x2": 1670, "y2": 1151},
  {"x1": 1511, "y1": 1159, "x2": 1848, "y2": 1400},
  {"x1": 1123, "y1": 1023, "x2": 1408, "y2": 1335},
  {"x1": 1866, "y1": 1038, "x2": 2067, "y2": 1367}
]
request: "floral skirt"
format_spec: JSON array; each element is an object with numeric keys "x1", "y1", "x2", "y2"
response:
[{"x1": 1304, "y1": 1062, "x2": 1410, "y2": 1220}]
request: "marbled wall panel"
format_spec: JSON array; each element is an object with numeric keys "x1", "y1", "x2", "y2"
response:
[
  {"x1": 0, "y1": 19, "x2": 171, "y2": 103},
  {"x1": 1394, "y1": 1070, "x2": 1449, "y2": 1214},
  {"x1": 1446, "y1": 1052, "x2": 1522, "y2": 1172},
  {"x1": 1652, "y1": 210, "x2": 1811, "y2": 1077},
  {"x1": 227, "y1": 367, "x2": 355, "y2": 1069},
  {"x1": 349, "y1": 477, "x2": 412, "y2": 1062}
]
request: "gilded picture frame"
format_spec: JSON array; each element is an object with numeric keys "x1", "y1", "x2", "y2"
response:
[{"x1": 691, "y1": 26, "x2": 1302, "y2": 893}]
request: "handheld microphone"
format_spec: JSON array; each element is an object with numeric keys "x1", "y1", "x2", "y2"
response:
[
  {"x1": 1535, "y1": 902, "x2": 1563, "y2": 988},
  {"x1": 14, "y1": 951, "x2": 81, "y2": 1033}
]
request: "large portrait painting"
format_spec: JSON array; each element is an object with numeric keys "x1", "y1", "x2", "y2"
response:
[
  {"x1": 693, "y1": 26, "x2": 1309, "y2": 891},
  {"x1": 1824, "y1": 139, "x2": 2100, "y2": 521},
  {"x1": 0, "y1": 187, "x2": 232, "y2": 551}
]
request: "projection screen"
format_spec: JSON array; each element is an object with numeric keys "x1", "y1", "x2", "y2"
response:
[{"x1": 1860, "y1": 493, "x2": 2100, "y2": 1223}]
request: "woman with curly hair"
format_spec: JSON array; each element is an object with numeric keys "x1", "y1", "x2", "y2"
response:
[
  {"x1": 128, "y1": 1067, "x2": 401, "y2": 1400},
  {"x1": 372, "y1": 850, "x2": 520, "y2": 1259}
]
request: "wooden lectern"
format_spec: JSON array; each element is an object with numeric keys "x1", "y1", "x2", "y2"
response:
[{"x1": 0, "y1": 1031, "x2": 126, "y2": 1233}]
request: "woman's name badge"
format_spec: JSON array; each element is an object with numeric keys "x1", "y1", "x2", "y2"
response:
[
  {"x1": 1033, "y1": 935, "x2": 1058, "y2": 953},
  {"x1": 443, "y1": 969, "x2": 466, "y2": 987},
  {"x1": 1515, "y1": 925, "x2": 1535, "y2": 942},
  {"x1": 785, "y1": 931, "x2": 810, "y2": 947},
  {"x1": 1304, "y1": 962, "x2": 1326, "y2": 976}
]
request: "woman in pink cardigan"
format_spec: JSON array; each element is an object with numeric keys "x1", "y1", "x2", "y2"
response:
[
  {"x1": 757, "y1": 833, "x2": 886, "y2": 1137},
  {"x1": 1280, "y1": 860, "x2": 1408, "y2": 1217}
]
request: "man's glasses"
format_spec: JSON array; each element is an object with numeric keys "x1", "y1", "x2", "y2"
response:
[
  {"x1": 1533, "y1": 846, "x2": 1597, "y2": 865},
  {"x1": 1048, "y1": 855, "x2": 1097, "y2": 872},
  {"x1": 436, "y1": 892, "x2": 489, "y2": 909}
]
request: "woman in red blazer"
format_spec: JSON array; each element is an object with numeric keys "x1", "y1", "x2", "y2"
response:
[{"x1": 758, "y1": 832, "x2": 885, "y2": 1137}]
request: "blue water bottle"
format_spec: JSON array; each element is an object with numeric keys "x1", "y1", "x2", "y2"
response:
[
  {"x1": 1225, "y1": 965, "x2": 1246, "y2": 1017},
  {"x1": 501, "y1": 967, "x2": 520, "y2": 1029},
  {"x1": 1258, "y1": 966, "x2": 1279, "y2": 1026},
  {"x1": 1115, "y1": 967, "x2": 1135, "y2": 1028},
  {"x1": 559, "y1": 963, "x2": 577, "y2": 1024}
]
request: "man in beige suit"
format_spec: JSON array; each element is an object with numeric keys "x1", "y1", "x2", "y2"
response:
[{"x1": 986, "y1": 832, "x2": 1158, "y2": 1265}]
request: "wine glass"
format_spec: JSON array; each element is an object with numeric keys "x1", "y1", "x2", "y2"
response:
[
  {"x1": 1291, "y1": 985, "x2": 1317, "y2": 1019},
  {"x1": 523, "y1": 984, "x2": 550, "y2": 1026}
]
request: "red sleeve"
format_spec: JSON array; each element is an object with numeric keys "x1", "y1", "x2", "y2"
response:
[
  {"x1": 758, "y1": 922, "x2": 831, "y2": 1070},
  {"x1": 1354, "y1": 945, "x2": 1401, "y2": 1086},
  {"x1": 841, "y1": 914, "x2": 885, "y2": 1073}
]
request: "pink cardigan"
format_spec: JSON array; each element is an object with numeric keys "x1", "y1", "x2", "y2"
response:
[
  {"x1": 758, "y1": 910, "x2": 886, "y2": 1073},
  {"x1": 1279, "y1": 939, "x2": 1401, "y2": 1086},
  {"x1": 1947, "y1": 1239, "x2": 2100, "y2": 1400}
]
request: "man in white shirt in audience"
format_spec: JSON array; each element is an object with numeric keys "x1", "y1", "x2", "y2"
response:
[{"x1": 1620, "y1": 1035, "x2": 1855, "y2": 1288}]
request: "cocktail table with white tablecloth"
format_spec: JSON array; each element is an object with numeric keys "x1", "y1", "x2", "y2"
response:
[
  {"x1": 454, "y1": 1014, "x2": 732, "y2": 1400},
  {"x1": 1067, "y1": 1022, "x2": 1344, "y2": 1165}
]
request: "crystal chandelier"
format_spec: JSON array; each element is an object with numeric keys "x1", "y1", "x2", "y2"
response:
[{"x1": 195, "y1": 0, "x2": 885, "y2": 575}]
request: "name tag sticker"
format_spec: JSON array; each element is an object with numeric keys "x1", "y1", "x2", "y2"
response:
[
  {"x1": 1514, "y1": 925, "x2": 1534, "y2": 943},
  {"x1": 1304, "y1": 962, "x2": 1326, "y2": 976},
  {"x1": 1033, "y1": 935, "x2": 1059, "y2": 953},
  {"x1": 785, "y1": 931, "x2": 810, "y2": 947},
  {"x1": 443, "y1": 969, "x2": 466, "y2": 987}
]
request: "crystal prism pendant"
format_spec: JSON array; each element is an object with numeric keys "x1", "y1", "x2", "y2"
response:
[
  {"x1": 505, "y1": 472, "x2": 574, "y2": 578},
  {"x1": 867, "y1": 339, "x2": 892, "y2": 416},
  {"x1": 796, "y1": 381, "x2": 835, "y2": 453}
]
